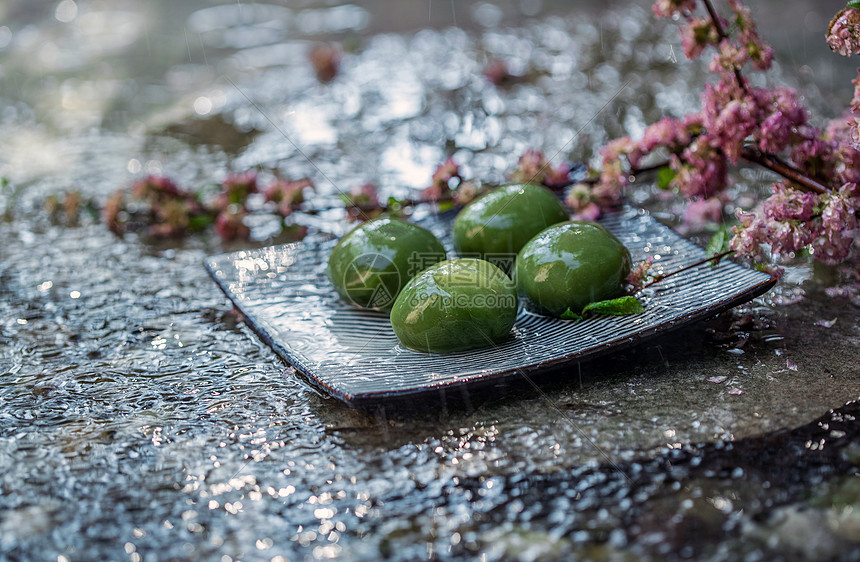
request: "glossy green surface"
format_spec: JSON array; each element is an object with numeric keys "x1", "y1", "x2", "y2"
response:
[
  {"x1": 452, "y1": 184, "x2": 569, "y2": 258},
  {"x1": 516, "y1": 221, "x2": 632, "y2": 317},
  {"x1": 327, "y1": 218, "x2": 446, "y2": 310},
  {"x1": 390, "y1": 258, "x2": 518, "y2": 353}
]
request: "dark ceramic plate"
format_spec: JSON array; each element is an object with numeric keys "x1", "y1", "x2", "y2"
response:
[{"x1": 205, "y1": 208, "x2": 776, "y2": 407}]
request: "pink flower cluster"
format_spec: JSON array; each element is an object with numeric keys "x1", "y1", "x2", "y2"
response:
[
  {"x1": 827, "y1": 7, "x2": 860, "y2": 56},
  {"x1": 725, "y1": 0, "x2": 773, "y2": 71},
  {"x1": 848, "y1": 71, "x2": 860, "y2": 150},
  {"x1": 105, "y1": 172, "x2": 314, "y2": 242},
  {"x1": 422, "y1": 157, "x2": 462, "y2": 201},
  {"x1": 107, "y1": 175, "x2": 206, "y2": 238},
  {"x1": 215, "y1": 173, "x2": 314, "y2": 240},
  {"x1": 576, "y1": 0, "x2": 860, "y2": 266},
  {"x1": 213, "y1": 172, "x2": 258, "y2": 241},
  {"x1": 265, "y1": 178, "x2": 314, "y2": 217},
  {"x1": 510, "y1": 149, "x2": 572, "y2": 189},
  {"x1": 626, "y1": 256, "x2": 655, "y2": 292},
  {"x1": 309, "y1": 43, "x2": 340, "y2": 83},
  {"x1": 731, "y1": 181, "x2": 858, "y2": 264},
  {"x1": 342, "y1": 183, "x2": 382, "y2": 221},
  {"x1": 420, "y1": 157, "x2": 482, "y2": 206},
  {"x1": 652, "y1": 0, "x2": 696, "y2": 18}
]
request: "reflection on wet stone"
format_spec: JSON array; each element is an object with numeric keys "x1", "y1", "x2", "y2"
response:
[{"x1": 0, "y1": 0, "x2": 858, "y2": 560}]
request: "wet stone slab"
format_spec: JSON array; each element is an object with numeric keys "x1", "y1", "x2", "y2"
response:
[{"x1": 0, "y1": 1, "x2": 859, "y2": 560}]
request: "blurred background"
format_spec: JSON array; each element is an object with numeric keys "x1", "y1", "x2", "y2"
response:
[
  {"x1": 0, "y1": 0, "x2": 854, "y2": 200},
  {"x1": 2, "y1": 2, "x2": 860, "y2": 561}
]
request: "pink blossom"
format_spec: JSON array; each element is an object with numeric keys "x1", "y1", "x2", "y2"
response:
[
  {"x1": 732, "y1": 182, "x2": 858, "y2": 265},
  {"x1": 453, "y1": 181, "x2": 479, "y2": 206},
  {"x1": 835, "y1": 143, "x2": 860, "y2": 184},
  {"x1": 789, "y1": 134, "x2": 837, "y2": 178},
  {"x1": 757, "y1": 112, "x2": 793, "y2": 154},
  {"x1": 565, "y1": 182, "x2": 603, "y2": 220},
  {"x1": 744, "y1": 39, "x2": 774, "y2": 71},
  {"x1": 700, "y1": 81, "x2": 763, "y2": 164},
  {"x1": 768, "y1": 219, "x2": 814, "y2": 256},
  {"x1": 673, "y1": 141, "x2": 727, "y2": 197},
  {"x1": 827, "y1": 7, "x2": 860, "y2": 56},
  {"x1": 265, "y1": 178, "x2": 313, "y2": 216},
  {"x1": 103, "y1": 189, "x2": 125, "y2": 234},
  {"x1": 708, "y1": 40, "x2": 748, "y2": 77},
  {"x1": 510, "y1": 149, "x2": 571, "y2": 188},
  {"x1": 824, "y1": 112, "x2": 855, "y2": 143},
  {"x1": 483, "y1": 59, "x2": 511, "y2": 85},
  {"x1": 543, "y1": 162, "x2": 572, "y2": 188},
  {"x1": 591, "y1": 174, "x2": 625, "y2": 209},
  {"x1": 215, "y1": 208, "x2": 251, "y2": 241},
  {"x1": 848, "y1": 117, "x2": 860, "y2": 150},
  {"x1": 594, "y1": 159, "x2": 629, "y2": 205},
  {"x1": 309, "y1": 43, "x2": 340, "y2": 83},
  {"x1": 639, "y1": 117, "x2": 691, "y2": 153},
  {"x1": 600, "y1": 137, "x2": 636, "y2": 164},
  {"x1": 682, "y1": 197, "x2": 723, "y2": 229},
  {"x1": 626, "y1": 256, "x2": 654, "y2": 292},
  {"x1": 565, "y1": 183, "x2": 599, "y2": 219},
  {"x1": 574, "y1": 201, "x2": 602, "y2": 221},
  {"x1": 422, "y1": 157, "x2": 461, "y2": 200},
  {"x1": 813, "y1": 183, "x2": 858, "y2": 264},
  {"x1": 730, "y1": 210, "x2": 769, "y2": 260},
  {"x1": 652, "y1": 0, "x2": 697, "y2": 18},
  {"x1": 762, "y1": 182, "x2": 817, "y2": 222},
  {"x1": 131, "y1": 175, "x2": 183, "y2": 202},
  {"x1": 150, "y1": 199, "x2": 191, "y2": 238},
  {"x1": 852, "y1": 70, "x2": 860, "y2": 111},
  {"x1": 215, "y1": 171, "x2": 258, "y2": 211},
  {"x1": 729, "y1": 0, "x2": 773, "y2": 70},
  {"x1": 343, "y1": 183, "x2": 379, "y2": 209},
  {"x1": 772, "y1": 87, "x2": 807, "y2": 124},
  {"x1": 680, "y1": 17, "x2": 719, "y2": 59},
  {"x1": 825, "y1": 74, "x2": 860, "y2": 154},
  {"x1": 683, "y1": 112, "x2": 704, "y2": 131},
  {"x1": 848, "y1": 70, "x2": 860, "y2": 148},
  {"x1": 755, "y1": 87, "x2": 807, "y2": 153}
]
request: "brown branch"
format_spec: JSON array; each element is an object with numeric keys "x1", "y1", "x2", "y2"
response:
[
  {"x1": 702, "y1": 0, "x2": 729, "y2": 39},
  {"x1": 582, "y1": 147, "x2": 832, "y2": 194},
  {"x1": 701, "y1": 0, "x2": 748, "y2": 94},
  {"x1": 636, "y1": 249, "x2": 735, "y2": 292},
  {"x1": 740, "y1": 147, "x2": 830, "y2": 194}
]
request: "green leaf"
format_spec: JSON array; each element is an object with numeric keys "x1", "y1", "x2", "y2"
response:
[
  {"x1": 188, "y1": 214, "x2": 215, "y2": 231},
  {"x1": 848, "y1": 0, "x2": 860, "y2": 9},
  {"x1": 338, "y1": 193, "x2": 351, "y2": 205},
  {"x1": 706, "y1": 223, "x2": 730, "y2": 260},
  {"x1": 560, "y1": 308, "x2": 582, "y2": 321},
  {"x1": 656, "y1": 166, "x2": 676, "y2": 190},
  {"x1": 582, "y1": 296, "x2": 645, "y2": 316},
  {"x1": 437, "y1": 200, "x2": 454, "y2": 212}
]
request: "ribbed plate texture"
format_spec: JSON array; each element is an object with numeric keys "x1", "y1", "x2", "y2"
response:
[{"x1": 205, "y1": 208, "x2": 776, "y2": 406}]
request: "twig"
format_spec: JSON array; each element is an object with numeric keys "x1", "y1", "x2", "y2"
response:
[
  {"x1": 740, "y1": 147, "x2": 830, "y2": 194},
  {"x1": 636, "y1": 249, "x2": 735, "y2": 292},
  {"x1": 701, "y1": 0, "x2": 749, "y2": 94},
  {"x1": 587, "y1": 147, "x2": 832, "y2": 194}
]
